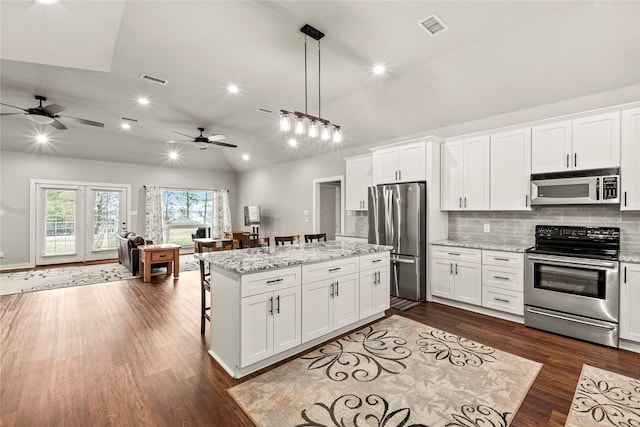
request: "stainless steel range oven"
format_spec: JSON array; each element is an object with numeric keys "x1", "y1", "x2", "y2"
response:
[{"x1": 524, "y1": 225, "x2": 620, "y2": 347}]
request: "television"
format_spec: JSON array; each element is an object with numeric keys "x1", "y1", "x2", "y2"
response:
[{"x1": 244, "y1": 205, "x2": 261, "y2": 226}]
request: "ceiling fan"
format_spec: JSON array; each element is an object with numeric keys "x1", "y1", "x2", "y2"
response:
[
  {"x1": 0, "y1": 95, "x2": 105, "y2": 130},
  {"x1": 169, "y1": 127, "x2": 237, "y2": 150}
]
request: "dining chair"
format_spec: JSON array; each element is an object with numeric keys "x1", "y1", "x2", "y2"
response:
[
  {"x1": 274, "y1": 235, "x2": 300, "y2": 245},
  {"x1": 241, "y1": 237, "x2": 270, "y2": 248},
  {"x1": 304, "y1": 233, "x2": 327, "y2": 243},
  {"x1": 199, "y1": 259, "x2": 211, "y2": 335}
]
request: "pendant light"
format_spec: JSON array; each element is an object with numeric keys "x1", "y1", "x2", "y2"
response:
[{"x1": 280, "y1": 24, "x2": 342, "y2": 144}]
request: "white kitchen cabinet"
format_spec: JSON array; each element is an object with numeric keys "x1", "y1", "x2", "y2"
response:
[
  {"x1": 346, "y1": 155, "x2": 372, "y2": 211},
  {"x1": 481, "y1": 251, "x2": 524, "y2": 316},
  {"x1": 620, "y1": 263, "x2": 640, "y2": 343},
  {"x1": 431, "y1": 246, "x2": 482, "y2": 306},
  {"x1": 359, "y1": 252, "x2": 390, "y2": 318},
  {"x1": 301, "y1": 257, "x2": 361, "y2": 343},
  {"x1": 301, "y1": 274, "x2": 359, "y2": 343},
  {"x1": 441, "y1": 136, "x2": 490, "y2": 211},
  {"x1": 490, "y1": 128, "x2": 532, "y2": 211},
  {"x1": 531, "y1": 111, "x2": 620, "y2": 173},
  {"x1": 621, "y1": 107, "x2": 640, "y2": 211},
  {"x1": 240, "y1": 285, "x2": 301, "y2": 367},
  {"x1": 372, "y1": 141, "x2": 425, "y2": 184}
]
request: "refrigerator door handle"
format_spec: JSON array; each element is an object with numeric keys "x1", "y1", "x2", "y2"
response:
[
  {"x1": 391, "y1": 257, "x2": 416, "y2": 264},
  {"x1": 384, "y1": 189, "x2": 394, "y2": 245}
]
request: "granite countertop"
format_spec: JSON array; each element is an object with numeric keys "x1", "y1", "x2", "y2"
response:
[
  {"x1": 431, "y1": 239, "x2": 533, "y2": 253},
  {"x1": 335, "y1": 233, "x2": 368, "y2": 239},
  {"x1": 194, "y1": 241, "x2": 392, "y2": 274},
  {"x1": 620, "y1": 252, "x2": 640, "y2": 263}
]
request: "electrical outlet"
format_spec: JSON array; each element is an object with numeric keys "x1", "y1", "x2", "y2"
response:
[
  {"x1": 0, "y1": 210, "x2": 4, "y2": 217},
  {"x1": 0, "y1": 251, "x2": 4, "y2": 258},
  {"x1": 304, "y1": 216, "x2": 309, "y2": 223},
  {"x1": 303, "y1": 210, "x2": 309, "y2": 216},
  {"x1": 131, "y1": 210, "x2": 138, "y2": 216},
  {"x1": 484, "y1": 224, "x2": 491, "y2": 233}
]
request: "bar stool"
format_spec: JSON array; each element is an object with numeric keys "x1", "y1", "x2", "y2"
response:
[
  {"x1": 304, "y1": 233, "x2": 327, "y2": 243},
  {"x1": 199, "y1": 259, "x2": 211, "y2": 335},
  {"x1": 275, "y1": 235, "x2": 300, "y2": 245},
  {"x1": 241, "y1": 237, "x2": 270, "y2": 248}
]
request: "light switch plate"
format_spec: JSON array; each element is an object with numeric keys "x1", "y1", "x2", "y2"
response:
[
  {"x1": 303, "y1": 210, "x2": 309, "y2": 216},
  {"x1": 0, "y1": 210, "x2": 4, "y2": 217},
  {"x1": 484, "y1": 224, "x2": 490, "y2": 233},
  {"x1": 131, "y1": 210, "x2": 138, "y2": 216}
]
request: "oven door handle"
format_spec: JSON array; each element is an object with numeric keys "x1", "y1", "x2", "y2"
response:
[
  {"x1": 526, "y1": 254, "x2": 617, "y2": 269},
  {"x1": 526, "y1": 307, "x2": 616, "y2": 331}
]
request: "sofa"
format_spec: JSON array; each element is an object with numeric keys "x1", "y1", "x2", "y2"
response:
[{"x1": 116, "y1": 231, "x2": 152, "y2": 276}]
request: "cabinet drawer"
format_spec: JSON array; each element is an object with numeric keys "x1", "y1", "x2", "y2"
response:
[
  {"x1": 482, "y1": 286, "x2": 524, "y2": 315},
  {"x1": 360, "y1": 252, "x2": 390, "y2": 271},
  {"x1": 432, "y1": 246, "x2": 481, "y2": 263},
  {"x1": 302, "y1": 257, "x2": 360, "y2": 285},
  {"x1": 241, "y1": 266, "x2": 301, "y2": 298},
  {"x1": 151, "y1": 250, "x2": 174, "y2": 262},
  {"x1": 482, "y1": 265, "x2": 524, "y2": 292},
  {"x1": 482, "y1": 251, "x2": 524, "y2": 268}
]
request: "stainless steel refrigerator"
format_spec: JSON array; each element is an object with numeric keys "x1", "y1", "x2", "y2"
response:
[{"x1": 368, "y1": 182, "x2": 426, "y2": 301}]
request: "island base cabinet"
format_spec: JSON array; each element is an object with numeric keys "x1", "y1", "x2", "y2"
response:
[
  {"x1": 240, "y1": 287, "x2": 301, "y2": 367},
  {"x1": 359, "y1": 267, "x2": 390, "y2": 318},
  {"x1": 301, "y1": 274, "x2": 359, "y2": 343}
]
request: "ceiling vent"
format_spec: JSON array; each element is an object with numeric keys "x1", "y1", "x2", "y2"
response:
[
  {"x1": 138, "y1": 73, "x2": 168, "y2": 85},
  {"x1": 418, "y1": 15, "x2": 448, "y2": 36},
  {"x1": 256, "y1": 107, "x2": 273, "y2": 114}
]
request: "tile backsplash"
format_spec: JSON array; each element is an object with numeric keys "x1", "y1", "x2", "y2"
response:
[
  {"x1": 345, "y1": 211, "x2": 369, "y2": 238},
  {"x1": 448, "y1": 206, "x2": 640, "y2": 254}
]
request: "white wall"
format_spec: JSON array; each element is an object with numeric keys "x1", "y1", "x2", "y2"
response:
[{"x1": 0, "y1": 151, "x2": 237, "y2": 268}]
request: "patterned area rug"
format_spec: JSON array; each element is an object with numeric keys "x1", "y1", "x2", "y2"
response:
[
  {"x1": 228, "y1": 315, "x2": 542, "y2": 427},
  {"x1": 565, "y1": 364, "x2": 640, "y2": 426},
  {"x1": 0, "y1": 254, "x2": 200, "y2": 296}
]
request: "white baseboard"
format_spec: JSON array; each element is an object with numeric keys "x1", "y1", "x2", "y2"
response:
[{"x1": 0, "y1": 262, "x2": 35, "y2": 272}]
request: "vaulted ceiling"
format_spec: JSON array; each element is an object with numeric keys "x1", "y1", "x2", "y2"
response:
[{"x1": 1, "y1": 1, "x2": 639, "y2": 172}]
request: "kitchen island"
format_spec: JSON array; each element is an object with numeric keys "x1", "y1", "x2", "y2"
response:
[{"x1": 194, "y1": 241, "x2": 392, "y2": 378}]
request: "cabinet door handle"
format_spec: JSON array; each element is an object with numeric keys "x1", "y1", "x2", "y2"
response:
[
  {"x1": 624, "y1": 266, "x2": 627, "y2": 284},
  {"x1": 330, "y1": 283, "x2": 334, "y2": 298},
  {"x1": 372, "y1": 259, "x2": 382, "y2": 263},
  {"x1": 276, "y1": 295, "x2": 280, "y2": 314},
  {"x1": 450, "y1": 263, "x2": 453, "y2": 274},
  {"x1": 464, "y1": 197, "x2": 467, "y2": 208},
  {"x1": 267, "y1": 278, "x2": 284, "y2": 284},
  {"x1": 624, "y1": 191, "x2": 627, "y2": 207},
  {"x1": 448, "y1": 252, "x2": 461, "y2": 256},
  {"x1": 455, "y1": 263, "x2": 458, "y2": 275},
  {"x1": 566, "y1": 153, "x2": 569, "y2": 168},
  {"x1": 493, "y1": 276, "x2": 510, "y2": 280},
  {"x1": 494, "y1": 297, "x2": 510, "y2": 303},
  {"x1": 328, "y1": 267, "x2": 341, "y2": 272},
  {"x1": 459, "y1": 197, "x2": 462, "y2": 208},
  {"x1": 493, "y1": 257, "x2": 510, "y2": 262},
  {"x1": 574, "y1": 153, "x2": 577, "y2": 167},
  {"x1": 395, "y1": 171, "x2": 398, "y2": 181},
  {"x1": 525, "y1": 194, "x2": 529, "y2": 207},
  {"x1": 269, "y1": 296, "x2": 274, "y2": 315},
  {"x1": 377, "y1": 271, "x2": 381, "y2": 285},
  {"x1": 398, "y1": 170, "x2": 402, "y2": 181},
  {"x1": 335, "y1": 281, "x2": 339, "y2": 296}
]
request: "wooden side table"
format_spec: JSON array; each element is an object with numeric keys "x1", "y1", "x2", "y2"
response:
[
  {"x1": 193, "y1": 238, "x2": 233, "y2": 253},
  {"x1": 138, "y1": 244, "x2": 181, "y2": 283}
]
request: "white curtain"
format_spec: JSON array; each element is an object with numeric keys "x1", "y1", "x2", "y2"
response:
[
  {"x1": 211, "y1": 189, "x2": 232, "y2": 238},
  {"x1": 145, "y1": 185, "x2": 164, "y2": 244}
]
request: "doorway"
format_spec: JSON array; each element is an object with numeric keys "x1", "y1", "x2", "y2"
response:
[
  {"x1": 312, "y1": 176, "x2": 344, "y2": 240},
  {"x1": 32, "y1": 180, "x2": 130, "y2": 266}
]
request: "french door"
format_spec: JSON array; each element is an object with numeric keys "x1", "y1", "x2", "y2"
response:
[{"x1": 34, "y1": 182, "x2": 128, "y2": 265}]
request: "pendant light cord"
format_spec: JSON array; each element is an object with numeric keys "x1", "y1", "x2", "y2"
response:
[
  {"x1": 304, "y1": 35, "x2": 308, "y2": 115},
  {"x1": 318, "y1": 40, "x2": 321, "y2": 118}
]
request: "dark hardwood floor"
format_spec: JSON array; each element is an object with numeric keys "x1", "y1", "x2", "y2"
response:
[{"x1": 1, "y1": 271, "x2": 638, "y2": 426}]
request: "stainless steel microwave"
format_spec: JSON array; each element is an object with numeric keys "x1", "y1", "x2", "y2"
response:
[{"x1": 530, "y1": 168, "x2": 620, "y2": 205}]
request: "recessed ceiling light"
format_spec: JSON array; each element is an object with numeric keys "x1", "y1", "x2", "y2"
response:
[
  {"x1": 169, "y1": 151, "x2": 178, "y2": 160},
  {"x1": 372, "y1": 64, "x2": 386, "y2": 75},
  {"x1": 242, "y1": 154, "x2": 250, "y2": 161},
  {"x1": 288, "y1": 138, "x2": 297, "y2": 147},
  {"x1": 121, "y1": 123, "x2": 131, "y2": 130},
  {"x1": 137, "y1": 97, "x2": 149, "y2": 105},
  {"x1": 36, "y1": 134, "x2": 48, "y2": 143},
  {"x1": 227, "y1": 84, "x2": 239, "y2": 94}
]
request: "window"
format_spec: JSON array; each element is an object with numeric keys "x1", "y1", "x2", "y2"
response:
[{"x1": 161, "y1": 189, "x2": 212, "y2": 245}]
